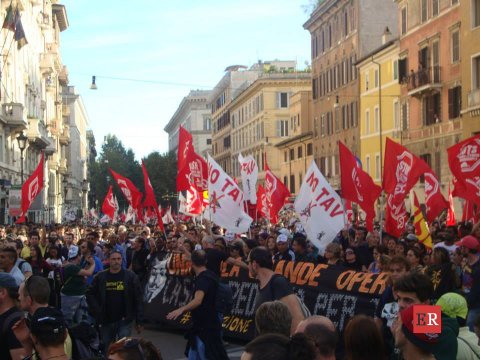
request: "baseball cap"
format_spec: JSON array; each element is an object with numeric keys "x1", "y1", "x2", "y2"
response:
[
  {"x1": 276, "y1": 234, "x2": 288, "y2": 243},
  {"x1": 456, "y1": 235, "x2": 479, "y2": 250},
  {"x1": 0, "y1": 273, "x2": 17, "y2": 289},
  {"x1": 399, "y1": 305, "x2": 440, "y2": 351},
  {"x1": 67, "y1": 245, "x2": 79, "y2": 260},
  {"x1": 29, "y1": 307, "x2": 66, "y2": 336},
  {"x1": 436, "y1": 293, "x2": 468, "y2": 320}
]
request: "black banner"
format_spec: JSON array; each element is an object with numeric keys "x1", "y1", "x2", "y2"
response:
[{"x1": 143, "y1": 255, "x2": 388, "y2": 340}]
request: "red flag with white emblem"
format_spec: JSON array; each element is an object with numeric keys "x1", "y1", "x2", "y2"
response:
[
  {"x1": 101, "y1": 185, "x2": 116, "y2": 221},
  {"x1": 110, "y1": 169, "x2": 143, "y2": 211},
  {"x1": 17, "y1": 153, "x2": 44, "y2": 223},
  {"x1": 141, "y1": 161, "x2": 165, "y2": 232},
  {"x1": 264, "y1": 160, "x2": 291, "y2": 224},
  {"x1": 177, "y1": 126, "x2": 208, "y2": 192},
  {"x1": 384, "y1": 194, "x2": 408, "y2": 238},
  {"x1": 424, "y1": 170, "x2": 448, "y2": 223}
]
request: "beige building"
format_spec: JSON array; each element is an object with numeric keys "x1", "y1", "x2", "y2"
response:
[
  {"x1": 304, "y1": 0, "x2": 398, "y2": 189},
  {"x1": 228, "y1": 74, "x2": 311, "y2": 191},
  {"x1": 461, "y1": 0, "x2": 480, "y2": 137},
  {"x1": 275, "y1": 91, "x2": 313, "y2": 195}
]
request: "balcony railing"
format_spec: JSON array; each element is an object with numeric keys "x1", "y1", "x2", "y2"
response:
[{"x1": 407, "y1": 66, "x2": 442, "y2": 93}]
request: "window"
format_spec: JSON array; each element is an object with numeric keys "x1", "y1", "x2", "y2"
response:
[
  {"x1": 432, "y1": 0, "x2": 439, "y2": 17},
  {"x1": 421, "y1": 0, "x2": 428, "y2": 23},
  {"x1": 393, "y1": 60, "x2": 399, "y2": 81},
  {"x1": 374, "y1": 107, "x2": 379, "y2": 132},
  {"x1": 374, "y1": 69, "x2": 379, "y2": 88},
  {"x1": 290, "y1": 149, "x2": 295, "y2": 161},
  {"x1": 448, "y1": 86, "x2": 462, "y2": 119},
  {"x1": 401, "y1": 7, "x2": 407, "y2": 35},
  {"x1": 298, "y1": 146, "x2": 303, "y2": 159},
  {"x1": 474, "y1": 0, "x2": 480, "y2": 28},
  {"x1": 277, "y1": 92, "x2": 289, "y2": 108},
  {"x1": 452, "y1": 0, "x2": 458, "y2": 4},
  {"x1": 474, "y1": 56, "x2": 480, "y2": 89},
  {"x1": 394, "y1": 101, "x2": 400, "y2": 129},
  {"x1": 284, "y1": 151, "x2": 287, "y2": 162},
  {"x1": 451, "y1": 30, "x2": 460, "y2": 63},
  {"x1": 365, "y1": 109, "x2": 370, "y2": 134},
  {"x1": 307, "y1": 143, "x2": 313, "y2": 156},
  {"x1": 204, "y1": 117, "x2": 211, "y2": 130},
  {"x1": 401, "y1": 102, "x2": 408, "y2": 130},
  {"x1": 313, "y1": 77, "x2": 318, "y2": 100},
  {"x1": 206, "y1": 138, "x2": 212, "y2": 145},
  {"x1": 290, "y1": 175, "x2": 295, "y2": 194},
  {"x1": 277, "y1": 120, "x2": 289, "y2": 137},
  {"x1": 375, "y1": 154, "x2": 380, "y2": 180},
  {"x1": 398, "y1": 58, "x2": 408, "y2": 83},
  {"x1": 365, "y1": 73, "x2": 370, "y2": 90},
  {"x1": 284, "y1": 176, "x2": 288, "y2": 188},
  {"x1": 335, "y1": 107, "x2": 340, "y2": 132},
  {"x1": 423, "y1": 93, "x2": 441, "y2": 126},
  {"x1": 366, "y1": 156, "x2": 371, "y2": 175}
]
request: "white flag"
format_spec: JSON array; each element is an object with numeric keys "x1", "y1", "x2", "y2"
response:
[
  {"x1": 162, "y1": 206, "x2": 175, "y2": 224},
  {"x1": 238, "y1": 153, "x2": 258, "y2": 204},
  {"x1": 294, "y1": 161, "x2": 345, "y2": 255},
  {"x1": 125, "y1": 205, "x2": 135, "y2": 223},
  {"x1": 208, "y1": 154, "x2": 253, "y2": 233}
]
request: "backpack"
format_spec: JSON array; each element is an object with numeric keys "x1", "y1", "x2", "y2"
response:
[
  {"x1": 269, "y1": 274, "x2": 311, "y2": 319},
  {"x1": 68, "y1": 322, "x2": 103, "y2": 360}
]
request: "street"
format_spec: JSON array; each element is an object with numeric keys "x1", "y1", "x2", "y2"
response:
[{"x1": 142, "y1": 325, "x2": 246, "y2": 360}]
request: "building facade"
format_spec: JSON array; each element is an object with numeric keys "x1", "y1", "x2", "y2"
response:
[
  {"x1": 228, "y1": 74, "x2": 311, "y2": 189},
  {"x1": 357, "y1": 39, "x2": 401, "y2": 185},
  {"x1": 395, "y1": 0, "x2": 461, "y2": 201},
  {"x1": 304, "y1": 0, "x2": 398, "y2": 189},
  {"x1": 62, "y1": 86, "x2": 89, "y2": 217},
  {"x1": 460, "y1": 0, "x2": 480, "y2": 137},
  {"x1": 164, "y1": 90, "x2": 212, "y2": 158}
]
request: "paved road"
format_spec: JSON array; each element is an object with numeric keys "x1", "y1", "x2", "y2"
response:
[{"x1": 141, "y1": 325, "x2": 246, "y2": 360}]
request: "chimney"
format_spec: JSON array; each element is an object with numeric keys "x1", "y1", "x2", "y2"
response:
[{"x1": 382, "y1": 26, "x2": 392, "y2": 45}]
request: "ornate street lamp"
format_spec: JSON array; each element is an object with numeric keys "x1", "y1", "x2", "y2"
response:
[{"x1": 16, "y1": 133, "x2": 28, "y2": 183}]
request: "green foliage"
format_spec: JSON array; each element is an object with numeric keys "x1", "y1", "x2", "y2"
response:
[{"x1": 90, "y1": 134, "x2": 177, "y2": 212}]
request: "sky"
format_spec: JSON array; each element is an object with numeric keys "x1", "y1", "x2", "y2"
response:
[{"x1": 60, "y1": 1, "x2": 313, "y2": 160}]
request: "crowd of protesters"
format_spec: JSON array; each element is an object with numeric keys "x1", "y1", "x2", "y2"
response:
[{"x1": 1, "y1": 216, "x2": 480, "y2": 359}]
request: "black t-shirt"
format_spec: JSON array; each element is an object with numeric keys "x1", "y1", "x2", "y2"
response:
[
  {"x1": 105, "y1": 271, "x2": 126, "y2": 323},
  {"x1": 131, "y1": 249, "x2": 149, "y2": 277},
  {"x1": 205, "y1": 248, "x2": 228, "y2": 276},
  {"x1": 254, "y1": 274, "x2": 293, "y2": 311},
  {"x1": 192, "y1": 269, "x2": 221, "y2": 332},
  {"x1": 0, "y1": 306, "x2": 23, "y2": 360}
]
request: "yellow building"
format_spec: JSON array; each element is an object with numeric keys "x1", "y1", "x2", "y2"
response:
[
  {"x1": 461, "y1": 0, "x2": 480, "y2": 137},
  {"x1": 357, "y1": 39, "x2": 401, "y2": 185},
  {"x1": 229, "y1": 73, "x2": 311, "y2": 187},
  {"x1": 275, "y1": 91, "x2": 313, "y2": 195}
]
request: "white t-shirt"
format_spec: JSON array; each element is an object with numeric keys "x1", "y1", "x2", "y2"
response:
[{"x1": 8, "y1": 266, "x2": 25, "y2": 286}]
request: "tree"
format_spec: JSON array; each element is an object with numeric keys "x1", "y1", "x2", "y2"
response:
[{"x1": 143, "y1": 151, "x2": 177, "y2": 210}]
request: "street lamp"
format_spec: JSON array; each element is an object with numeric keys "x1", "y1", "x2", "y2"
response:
[{"x1": 16, "y1": 133, "x2": 28, "y2": 183}]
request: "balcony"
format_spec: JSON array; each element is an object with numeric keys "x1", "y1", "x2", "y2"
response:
[
  {"x1": 402, "y1": 118, "x2": 462, "y2": 141},
  {"x1": 40, "y1": 53, "x2": 55, "y2": 75},
  {"x1": 26, "y1": 117, "x2": 50, "y2": 149},
  {"x1": 466, "y1": 88, "x2": 480, "y2": 117},
  {"x1": 45, "y1": 137, "x2": 56, "y2": 156},
  {"x1": 62, "y1": 104, "x2": 70, "y2": 117},
  {"x1": 59, "y1": 124, "x2": 70, "y2": 145},
  {"x1": 0, "y1": 102, "x2": 27, "y2": 129},
  {"x1": 58, "y1": 158, "x2": 67, "y2": 174},
  {"x1": 407, "y1": 66, "x2": 442, "y2": 97},
  {"x1": 48, "y1": 119, "x2": 60, "y2": 136}
]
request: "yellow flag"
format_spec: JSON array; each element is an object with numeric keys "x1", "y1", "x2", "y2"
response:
[{"x1": 412, "y1": 191, "x2": 432, "y2": 249}]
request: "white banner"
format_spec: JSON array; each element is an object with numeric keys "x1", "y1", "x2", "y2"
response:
[
  {"x1": 208, "y1": 154, "x2": 252, "y2": 233},
  {"x1": 294, "y1": 161, "x2": 345, "y2": 254},
  {"x1": 238, "y1": 153, "x2": 258, "y2": 204}
]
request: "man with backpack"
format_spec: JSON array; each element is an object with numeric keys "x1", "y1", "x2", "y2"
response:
[
  {"x1": 0, "y1": 273, "x2": 24, "y2": 360},
  {"x1": 248, "y1": 247, "x2": 306, "y2": 335},
  {"x1": 167, "y1": 249, "x2": 229, "y2": 360}
]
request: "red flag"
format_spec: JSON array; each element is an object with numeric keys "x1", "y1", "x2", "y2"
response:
[
  {"x1": 424, "y1": 171, "x2": 448, "y2": 223},
  {"x1": 110, "y1": 169, "x2": 143, "y2": 210},
  {"x1": 264, "y1": 161, "x2": 291, "y2": 224},
  {"x1": 339, "y1": 142, "x2": 381, "y2": 231},
  {"x1": 447, "y1": 183, "x2": 457, "y2": 226},
  {"x1": 344, "y1": 199, "x2": 353, "y2": 224},
  {"x1": 384, "y1": 194, "x2": 408, "y2": 238},
  {"x1": 256, "y1": 185, "x2": 267, "y2": 218},
  {"x1": 177, "y1": 126, "x2": 208, "y2": 192},
  {"x1": 17, "y1": 153, "x2": 44, "y2": 223},
  {"x1": 448, "y1": 135, "x2": 480, "y2": 206},
  {"x1": 141, "y1": 161, "x2": 165, "y2": 232},
  {"x1": 383, "y1": 138, "x2": 430, "y2": 203},
  {"x1": 462, "y1": 200, "x2": 476, "y2": 223},
  {"x1": 101, "y1": 186, "x2": 116, "y2": 221}
]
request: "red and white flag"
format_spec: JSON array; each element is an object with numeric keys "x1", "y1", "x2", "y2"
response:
[
  {"x1": 264, "y1": 160, "x2": 291, "y2": 224},
  {"x1": 179, "y1": 186, "x2": 203, "y2": 216},
  {"x1": 110, "y1": 169, "x2": 143, "y2": 210},
  {"x1": 448, "y1": 135, "x2": 480, "y2": 206},
  {"x1": 462, "y1": 200, "x2": 477, "y2": 223},
  {"x1": 424, "y1": 170, "x2": 448, "y2": 223},
  {"x1": 17, "y1": 153, "x2": 44, "y2": 223},
  {"x1": 141, "y1": 161, "x2": 165, "y2": 231},
  {"x1": 177, "y1": 126, "x2": 208, "y2": 192},
  {"x1": 384, "y1": 194, "x2": 408, "y2": 238},
  {"x1": 256, "y1": 185, "x2": 267, "y2": 218},
  {"x1": 447, "y1": 183, "x2": 457, "y2": 226},
  {"x1": 344, "y1": 199, "x2": 354, "y2": 224},
  {"x1": 207, "y1": 154, "x2": 252, "y2": 233},
  {"x1": 238, "y1": 153, "x2": 258, "y2": 204},
  {"x1": 101, "y1": 185, "x2": 116, "y2": 221},
  {"x1": 294, "y1": 161, "x2": 345, "y2": 254},
  {"x1": 339, "y1": 141, "x2": 381, "y2": 231},
  {"x1": 162, "y1": 205, "x2": 175, "y2": 224}
]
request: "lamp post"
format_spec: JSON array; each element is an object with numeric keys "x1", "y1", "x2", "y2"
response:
[{"x1": 16, "y1": 133, "x2": 28, "y2": 184}]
